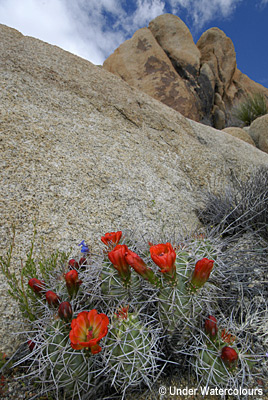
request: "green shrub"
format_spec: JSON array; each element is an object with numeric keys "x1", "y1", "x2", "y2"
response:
[{"x1": 234, "y1": 92, "x2": 267, "y2": 126}]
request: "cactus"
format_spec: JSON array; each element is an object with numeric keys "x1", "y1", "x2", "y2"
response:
[
  {"x1": 99, "y1": 258, "x2": 142, "y2": 303},
  {"x1": 188, "y1": 315, "x2": 261, "y2": 391},
  {"x1": 95, "y1": 235, "x2": 159, "y2": 311},
  {"x1": 2, "y1": 226, "x2": 266, "y2": 400},
  {"x1": 102, "y1": 306, "x2": 162, "y2": 396},
  {"x1": 14, "y1": 307, "x2": 109, "y2": 400},
  {"x1": 43, "y1": 320, "x2": 97, "y2": 398},
  {"x1": 155, "y1": 242, "x2": 219, "y2": 341}
]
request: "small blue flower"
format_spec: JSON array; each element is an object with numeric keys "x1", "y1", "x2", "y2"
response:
[{"x1": 79, "y1": 240, "x2": 89, "y2": 254}]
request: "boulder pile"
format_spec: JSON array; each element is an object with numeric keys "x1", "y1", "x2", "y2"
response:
[{"x1": 103, "y1": 14, "x2": 268, "y2": 130}]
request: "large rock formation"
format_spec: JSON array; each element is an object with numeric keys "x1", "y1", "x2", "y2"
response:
[
  {"x1": 1, "y1": 23, "x2": 268, "y2": 354},
  {"x1": 102, "y1": 27, "x2": 201, "y2": 120},
  {"x1": 103, "y1": 14, "x2": 268, "y2": 128}
]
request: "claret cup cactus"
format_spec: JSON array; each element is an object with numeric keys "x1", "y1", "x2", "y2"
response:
[
  {"x1": 191, "y1": 315, "x2": 259, "y2": 390},
  {"x1": 102, "y1": 305, "x2": 162, "y2": 394},
  {"x1": 1, "y1": 226, "x2": 265, "y2": 399}
]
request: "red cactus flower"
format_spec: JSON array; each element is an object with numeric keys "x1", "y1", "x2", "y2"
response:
[
  {"x1": 190, "y1": 258, "x2": 214, "y2": 289},
  {"x1": 115, "y1": 305, "x2": 129, "y2": 320},
  {"x1": 101, "y1": 231, "x2": 122, "y2": 247},
  {"x1": 205, "y1": 315, "x2": 218, "y2": 341},
  {"x1": 108, "y1": 244, "x2": 131, "y2": 283},
  {"x1": 221, "y1": 329, "x2": 236, "y2": 344},
  {"x1": 150, "y1": 242, "x2": 176, "y2": 280},
  {"x1": 69, "y1": 309, "x2": 109, "y2": 354},
  {"x1": 58, "y1": 301, "x2": 73, "y2": 322},
  {"x1": 68, "y1": 259, "x2": 79, "y2": 269},
  {"x1": 28, "y1": 278, "x2": 45, "y2": 294},
  {"x1": 45, "y1": 290, "x2": 61, "y2": 307},
  {"x1": 125, "y1": 249, "x2": 159, "y2": 285},
  {"x1": 65, "y1": 270, "x2": 82, "y2": 297},
  {"x1": 221, "y1": 346, "x2": 238, "y2": 369}
]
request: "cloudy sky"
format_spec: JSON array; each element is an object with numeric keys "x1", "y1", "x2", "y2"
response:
[{"x1": 0, "y1": 0, "x2": 267, "y2": 87}]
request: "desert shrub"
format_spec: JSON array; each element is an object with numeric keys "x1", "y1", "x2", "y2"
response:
[
  {"x1": 198, "y1": 166, "x2": 268, "y2": 240},
  {"x1": 233, "y1": 92, "x2": 267, "y2": 126}
]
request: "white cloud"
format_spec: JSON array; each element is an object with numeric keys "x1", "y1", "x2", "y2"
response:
[
  {"x1": 0, "y1": 0, "x2": 71, "y2": 42},
  {"x1": 169, "y1": 0, "x2": 242, "y2": 29},
  {"x1": 131, "y1": 0, "x2": 166, "y2": 28},
  {"x1": 0, "y1": 0, "x2": 128, "y2": 64},
  {"x1": 0, "y1": 0, "x2": 166, "y2": 64}
]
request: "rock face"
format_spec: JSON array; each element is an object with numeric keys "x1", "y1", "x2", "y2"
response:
[
  {"x1": 248, "y1": 114, "x2": 268, "y2": 153},
  {"x1": 1, "y1": 23, "x2": 268, "y2": 354},
  {"x1": 197, "y1": 27, "x2": 236, "y2": 98},
  {"x1": 197, "y1": 28, "x2": 268, "y2": 126},
  {"x1": 103, "y1": 14, "x2": 268, "y2": 128},
  {"x1": 148, "y1": 14, "x2": 201, "y2": 77},
  {"x1": 103, "y1": 27, "x2": 201, "y2": 120}
]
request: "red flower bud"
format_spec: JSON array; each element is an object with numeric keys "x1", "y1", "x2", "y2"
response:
[
  {"x1": 221, "y1": 346, "x2": 238, "y2": 369},
  {"x1": 58, "y1": 301, "x2": 73, "y2": 322},
  {"x1": 101, "y1": 231, "x2": 122, "y2": 247},
  {"x1": 68, "y1": 259, "x2": 79, "y2": 269},
  {"x1": 27, "y1": 340, "x2": 35, "y2": 352},
  {"x1": 150, "y1": 243, "x2": 176, "y2": 280},
  {"x1": 65, "y1": 270, "x2": 82, "y2": 297},
  {"x1": 45, "y1": 290, "x2": 61, "y2": 307},
  {"x1": 125, "y1": 249, "x2": 159, "y2": 285},
  {"x1": 79, "y1": 257, "x2": 87, "y2": 266},
  {"x1": 190, "y1": 258, "x2": 214, "y2": 289},
  {"x1": 28, "y1": 278, "x2": 45, "y2": 294},
  {"x1": 205, "y1": 315, "x2": 218, "y2": 341},
  {"x1": 108, "y1": 244, "x2": 131, "y2": 283}
]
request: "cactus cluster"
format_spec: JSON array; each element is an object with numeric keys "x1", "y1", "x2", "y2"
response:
[
  {"x1": 188, "y1": 314, "x2": 262, "y2": 391},
  {"x1": 1, "y1": 223, "x2": 267, "y2": 399}
]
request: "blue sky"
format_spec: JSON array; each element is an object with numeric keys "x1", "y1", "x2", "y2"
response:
[{"x1": 0, "y1": 0, "x2": 267, "y2": 87}]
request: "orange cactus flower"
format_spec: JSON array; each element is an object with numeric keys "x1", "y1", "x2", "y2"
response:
[
  {"x1": 221, "y1": 329, "x2": 236, "y2": 344},
  {"x1": 125, "y1": 249, "x2": 159, "y2": 285},
  {"x1": 204, "y1": 315, "x2": 218, "y2": 341},
  {"x1": 221, "y1": 346, "x2": 238, "y2": 369},
  {"x1": 190, "y1": 258, "x2": 214, "y2": 289},
  {"x1": 28, "y1": 278, "x2": 45, "y2": 294},
  {"x1": 69, "y1": 310, "x2": 109, "y2": 354},
  {"x1": 150, "y1": 243, "x2": 177, "y2": 280},
  {"x1": 108, "y1": 244, "x2": 131, "y2": 283},
  {"x1": 101, "y1": 231, "x2": 122, "y2": 247}
]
